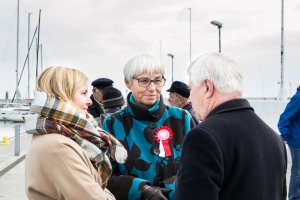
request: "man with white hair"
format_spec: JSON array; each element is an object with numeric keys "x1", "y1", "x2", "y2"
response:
[{"x1": 176, "y1": 53, "x2": 287, "y2": 200}]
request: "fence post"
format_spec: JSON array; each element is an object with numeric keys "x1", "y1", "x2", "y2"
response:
[{"x1": 14, "y1": 125, "x2": 20, "y2": 156}]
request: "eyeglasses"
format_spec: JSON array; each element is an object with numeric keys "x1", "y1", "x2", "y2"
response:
[{"x1": 133, "y1": 76, "x2": 166, "y2": 87}]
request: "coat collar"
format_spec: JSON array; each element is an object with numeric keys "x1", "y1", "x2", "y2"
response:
[
  {"x1": 126, "y1": 92, "x2": 166, "y2": 122},
  {"x1": 90, "y1": 95, "x2": 99, "y2": 108},
  {"x1": 205, "y1": 98, "x2": 253, "y2": 120},
  {"x1": 183, "y1": 102, "x2": 193, "y2": 111}
]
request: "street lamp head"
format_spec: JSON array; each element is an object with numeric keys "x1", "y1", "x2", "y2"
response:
[
  {"x1": 167, "y1": 53, "x2": 174, "y2": 58},
  {"x1": 210, "y1": 20, "x2": 222, "y2": 28}
]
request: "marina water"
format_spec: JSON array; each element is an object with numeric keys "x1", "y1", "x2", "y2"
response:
[
  {"x1": 0, "y1": 99, "x2": 289, "y2": 140},
  {"x1": 0, "y1": 121, "x2": 26, "y2": 140}
]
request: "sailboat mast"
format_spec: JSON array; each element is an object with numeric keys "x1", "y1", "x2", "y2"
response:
[
  {"x1": 28, "y1": 13, "x2": 31, "y2": 99},
  {"x1": 16, "y1": 0, "x2": 20, "y2": 100},
  {"x1": 36, "y1": 9, "x2": 41, "y2": 78},
  {"x1": 40, "y1": 44, "x2": 43, "y2": 71}
]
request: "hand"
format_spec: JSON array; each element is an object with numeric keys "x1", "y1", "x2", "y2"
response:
[{"x1": 141, "y1": 185, "x2": 172, "y2": 200}]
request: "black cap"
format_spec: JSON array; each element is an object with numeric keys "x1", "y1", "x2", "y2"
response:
[
  {"x1": 166, "y1": 81, "x2": 190, "y2": 98},
  {"x1": 91, "y1": 78, "x2": 114, "y2": 90},
  {"x1": 102, "y1": 86, "x2": 125, "y2": 109}
]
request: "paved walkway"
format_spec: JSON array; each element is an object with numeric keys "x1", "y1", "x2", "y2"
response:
[
  {"x1": 0, "y1": 133, "x2": 31, "y2": 200},
  {"x1": 0, "y1": 133, "x2": 292, "y2": 200}
]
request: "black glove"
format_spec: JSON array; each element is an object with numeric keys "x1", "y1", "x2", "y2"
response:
[{"x1": 141, "y1": 185, "x2": 172, "y2": 200}]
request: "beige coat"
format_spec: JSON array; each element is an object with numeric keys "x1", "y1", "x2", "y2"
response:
[{"x1": 25, "y1": 134, "x2": 115, "y2": 200}]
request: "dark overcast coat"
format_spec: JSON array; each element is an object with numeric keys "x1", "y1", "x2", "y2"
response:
[
  {"x1": 87, "y1": 95, "x2": 104, "y2": 118},
  {"x1": 176, "y1": 98, "x2": 287, "y2": 200}
]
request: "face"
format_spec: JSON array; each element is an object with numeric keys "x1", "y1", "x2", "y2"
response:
[
  {"x1": 72, "y1": 84, "x2": 92, "y2": 116},
  {"x1": 189, "y1": 80, "x2": 209, "y2": 121},
  {"x1": 126, "y1": 72, "x2": 164, "y2": 107},
  {"x1": 168, "y1": 92, "x2": 180, "y2": 107},
  {"x1": 93, "y1": 88, "x2": 104, "y2": 102}
]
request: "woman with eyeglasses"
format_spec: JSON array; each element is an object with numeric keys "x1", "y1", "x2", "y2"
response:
[{"x1": 102, "y1": 53, "x2": 196, "y2": 200}]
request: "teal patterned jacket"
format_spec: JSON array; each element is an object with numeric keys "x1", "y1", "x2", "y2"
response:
[{"x1": 102, "y1": 93, "x2": 195, "y2": 200}]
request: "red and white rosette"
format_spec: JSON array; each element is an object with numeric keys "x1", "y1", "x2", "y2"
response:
[{"x1": 154, "y1": 126, "x2": 173, "y2": 157}]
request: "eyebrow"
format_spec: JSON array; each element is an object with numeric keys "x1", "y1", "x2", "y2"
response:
[{"x1": 136, "y1": 75, "x2": 163, "y2": 79}]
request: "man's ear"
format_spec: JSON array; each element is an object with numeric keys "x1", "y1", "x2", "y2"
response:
[{"x1": 204, "y1": 80, "x2": 214, "y2": 97}]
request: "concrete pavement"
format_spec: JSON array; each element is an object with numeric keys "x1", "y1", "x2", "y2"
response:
[{"x1": 0, "y1": 133, "x2": 31, "y2": 200}]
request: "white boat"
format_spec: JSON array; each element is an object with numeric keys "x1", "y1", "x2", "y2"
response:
[
  {"x1": 0, "y1": 1, "x2": 38, "y2": 123},
  {"x1": 0, "y1": 104, "x2": 31, "y2": 122}
]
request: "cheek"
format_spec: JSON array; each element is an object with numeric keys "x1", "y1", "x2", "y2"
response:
[
  {"x1": 190, "y1": 91, "x2": 196, "y2": 102},
  {"x1": 190, "y1": 92, "x2": 200, "y2": 109},
  {"x1": 155, "y1": 87, "x2": 162, "y2": 95},
  {"x1": 132, "y1": 89, "x2": 145, "y2": 101},
  {"x1": 156, "y1": 86, "x2": 162, "y2": 92}
]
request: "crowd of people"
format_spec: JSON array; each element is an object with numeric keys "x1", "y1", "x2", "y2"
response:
[{"x1": 24, "y1": 52, "x2": 291, "y2": 200}]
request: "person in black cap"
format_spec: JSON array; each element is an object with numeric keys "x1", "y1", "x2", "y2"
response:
[
  {"x1": 87, "y1": 78, "x2": 114, "y2": 118},
  {"x1": 97, "y1": 86, "x2": 125, "y2": 127},
  {"x1": 167, "y1": 81, "x2": 199, "y2": 124}
]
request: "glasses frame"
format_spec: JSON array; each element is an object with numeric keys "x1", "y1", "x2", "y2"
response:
[{"x1": 132, "y1": 76, "x2": 166, "y2": 87}]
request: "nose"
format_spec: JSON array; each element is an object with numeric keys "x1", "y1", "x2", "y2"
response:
[
  {"x1": 147, "y1": 81, "x2": 156, "y2": 90},
  {"x1": 168, "y1": 95, "x2": 171, "y2": 103},
  {"x1": 87, "y1": 97, "x2": 92, "y2": 106}
]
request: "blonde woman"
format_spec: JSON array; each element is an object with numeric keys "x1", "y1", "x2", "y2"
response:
[{"x1": 25, "y1": 66, "x2": 127, "y2": 200}]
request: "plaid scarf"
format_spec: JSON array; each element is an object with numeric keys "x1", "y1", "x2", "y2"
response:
[{"x1": 25, "y1": 91, "x2": 127, "y2": 188}]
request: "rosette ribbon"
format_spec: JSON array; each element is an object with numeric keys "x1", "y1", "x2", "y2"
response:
[{"x1": 154, "y1": 126, "x2": 173, "y2": 157}]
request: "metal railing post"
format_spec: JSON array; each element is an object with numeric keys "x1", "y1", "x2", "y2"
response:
[{"x1": 14, "y1": 125, "x2": 20, "y2": 156}]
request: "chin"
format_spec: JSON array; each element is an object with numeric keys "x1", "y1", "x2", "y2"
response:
[
  {"x1": 143, "y1": 99, "x2": 157, "y2": 106},
  {"x1": 196, "y1": 113, "x2": 202, "y2": 121},
  {"x1": 81, "y1": 111, "x2": 88, "y2": 117}
]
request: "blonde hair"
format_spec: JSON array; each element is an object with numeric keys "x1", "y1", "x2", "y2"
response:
[{"x1": 36, "y1": 66, "x2": 88, "y2": 102}]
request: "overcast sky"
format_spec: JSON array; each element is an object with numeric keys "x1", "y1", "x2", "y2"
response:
[{"x1": 0, "y1": 0, "x2": 299, "y2": 100}]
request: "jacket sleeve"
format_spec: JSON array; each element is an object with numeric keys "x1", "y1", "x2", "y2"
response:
[
  {"x1": 107, "y1": 174, "x2": 150, "y2": 200},
  {"x1": 45, "y1": 141, "x2": 115, "y2": 200},
  {"x1": 102, "y1": 115, "x2": 150, "y2": 200},
  {"x1": 278, "y1": 93, "x2": 300, "y2": 141},
  {"x1": 176, "y1": 128, "x2": 223, "y2": 200}
]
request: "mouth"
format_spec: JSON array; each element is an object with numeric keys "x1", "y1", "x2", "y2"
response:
[
  {"x1": 81, "y1": 108, "x2": 88, "y2": 113},
  {"x1": 145, "y1": 95, "x2": 157, "y2": 99}
]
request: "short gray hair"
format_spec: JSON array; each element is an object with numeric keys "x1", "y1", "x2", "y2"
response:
[
  {"x1": 188, "y1": 52, "x2": 243, "y2": 94},
  {"x1": 123, "y1": 53, "x2": 165, "y2": 82}
]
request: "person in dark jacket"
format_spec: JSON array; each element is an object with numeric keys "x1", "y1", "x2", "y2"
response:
[
  {"x1": 278, "y1": 85, "x2": 300, "y2": 200},
  {"x1": 176, "y1": 52, "x2": 287, "y2": 200},
  {"x1": 87, "y1": 78, "x2": 113, "y2": 118},
  {"x1": 167, "y1": 81, "x2": 199, "y2": 125},
  {"x1": 98, "y1": 86, "x2": 125, "y2": 127},
  {"x1": 102, "y1": 53, "x2": 196, "y2": 200}
]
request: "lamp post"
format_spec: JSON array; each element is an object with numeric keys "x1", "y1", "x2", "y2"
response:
[
  {"x1": 188, "y1": 8, "x2": 192, "y2": 63},
  {"x1": 278, "y1": 0, "x2": 286, "y2": 100},
  {"x1": 210, "y1": 20, "x2": 222, "y2": 53},
  {"x1": 167, "y1": 53, "x2": 174, "y2": 83}
]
